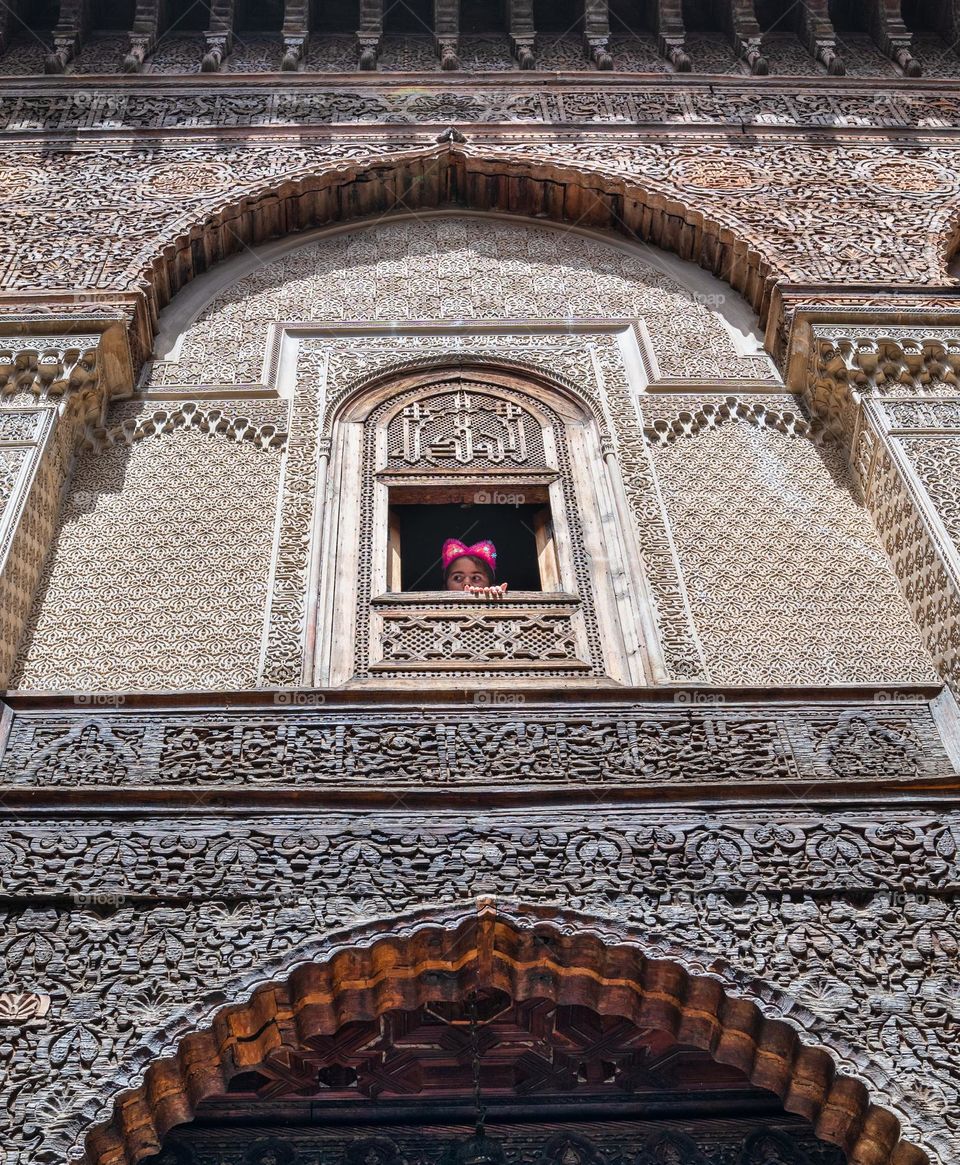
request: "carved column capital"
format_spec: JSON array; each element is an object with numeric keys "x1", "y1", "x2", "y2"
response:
[
  {"x1": 788, "y1": 312, "x2": 960, "y2": 697},
  {"x1": 787, "y1": 313, "x2": 960, "y2": 444},
  {"x1": 0, "y1": 315, "x2": 133, "y2": 411}
]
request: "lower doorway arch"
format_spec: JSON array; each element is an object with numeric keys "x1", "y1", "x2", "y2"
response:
[{"x1": 85, "y1": 904, "x2": 928, "y2": 1165}]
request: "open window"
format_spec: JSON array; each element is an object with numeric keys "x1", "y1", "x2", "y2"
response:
[{"x1": 387, "y1": 494, "x2": 559, "y2": 593}]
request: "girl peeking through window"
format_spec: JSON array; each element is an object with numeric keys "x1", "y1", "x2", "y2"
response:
[{"x1": 442, "y1": 538, "x2": 509, "y2": 600}]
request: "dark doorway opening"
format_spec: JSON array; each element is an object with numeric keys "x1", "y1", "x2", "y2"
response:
[{"x1": 391, "y1": 503, "x2": 545, "y2": 592}]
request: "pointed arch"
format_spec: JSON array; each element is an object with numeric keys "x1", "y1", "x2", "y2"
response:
[{"x1": 82, "y1": 903, "x2": 929, "y2": 1165}]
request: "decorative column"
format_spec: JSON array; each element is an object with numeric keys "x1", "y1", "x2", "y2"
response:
[
  {"x1": 0, "y1": 319, "x2": 132, "y2": 688},
  {"x1": 800, "y1": 323, "x2": 960, "y2": 693}
]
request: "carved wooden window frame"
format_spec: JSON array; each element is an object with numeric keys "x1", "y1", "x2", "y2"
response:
[{"x1": 313, "y1": 366, "x2": 654, "y2": 686}]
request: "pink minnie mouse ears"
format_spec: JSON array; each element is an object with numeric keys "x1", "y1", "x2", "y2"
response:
[{"x1": 442, "y1": 538, "x2": 497, "y2": 578}]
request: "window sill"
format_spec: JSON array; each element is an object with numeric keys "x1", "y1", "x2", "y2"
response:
[{"x1": 373, "y1": 591, "x2": 580, "y2": 607}]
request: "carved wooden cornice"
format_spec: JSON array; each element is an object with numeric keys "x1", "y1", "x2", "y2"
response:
[{"x1": 0, "y1": 685, "x2": 952, "y2": 810}]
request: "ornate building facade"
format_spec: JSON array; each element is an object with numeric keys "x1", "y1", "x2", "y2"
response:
[{"x1": 1, "y1": 2, "x2": 960, "y2": 1164}]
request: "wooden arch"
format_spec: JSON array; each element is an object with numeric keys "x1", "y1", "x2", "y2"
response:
[
  {"x1": 84, "y1": 904, "x2": 928, "y2": 1165},
  {"x1": 135, "y1": 143, "x2": 779, "y2": 359}
]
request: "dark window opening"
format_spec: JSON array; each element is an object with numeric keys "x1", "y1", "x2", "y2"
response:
[
  {"x1": 236, "y1": 0, "x2": 284, "y2": 32},
  {"x1": 21, "y1": 0, "x2": 58, "y2": 29},
  {"x1": 312, "y1": 0, "x2": 359, "y2": 32},
  {"x1": 754, "y1": 0, "x2": 797, "y2": 33},
  {"x1": 534, "y1": 0, "x2": 580, "y2": 34},
  {"x1": 390, "y1": 502, "x2": 550, "y2": 592},
  {"x1": 462, "y1": 0, "x2": 507, "y2": 34},
  {"x1": 91, "y1": 0, "x2": 134, "y2": 28},
  {"x1": 608, "y1": 0, "x2": 654, "y2": 34},
  {"x1": 901, "y1": 0, "x2": 942, "y2": 33},
  {"x1": 681, "y1": 0, "x2": 724, "y2": 32},
  {"x1": 384, "y1": 0, "x2": 433, "y2": 34},
  {"x1": 165, "y1": 0, "x2": 212, "y2": 33},
  {"x1": 827, "y1": 0, "x2": 868, "y2": 32},
  {"x1": 87, "y1": 0, "x2": 133, "y2": 27}
]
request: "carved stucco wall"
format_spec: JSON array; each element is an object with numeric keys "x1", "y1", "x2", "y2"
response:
[
  {"x1": 145, "y1": 216, "x2": 764, "y2": 387},
  {"x1": 11, "y1": 427, "x2": 283, "y2": 692},
  {"x1": 5, "y1": 218, "x2": 941, "y2": 692},
  {"x1": 650, "y1": 422, "x2": 937, "y2": 685},
  {"x1": 1, "y1": 817, "x2": 957, "y2": 1164}
]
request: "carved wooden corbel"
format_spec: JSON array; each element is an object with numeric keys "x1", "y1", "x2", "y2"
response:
[
  {"x1": 282, "y1": 0, "x2": 308, "y2": 70},
  {"x1": 654, "y1": 0, "x2": 690, "y2": 71},
  {"x1": 726, "y1": 0, "x2": 767, "y2": 75},
  {"x1": 796, "y1": 0, "x2": 845, "y2": 75},
  {"x1": 202, "y1": 0, "x2": 235, "y2": 71},
  {"x1": 508, "y1": 0, "x2": 536, "y2": 69},
  {"x1": 435, "y1": 0, "x2": 460, "y2": 70},
  {"x1": 867, "y1": 0, "x2": 922, "y2": 76},
  {"x1": 44, "y1": 0, "x2": 89, "y2": 73},
  {"x1": 584, "y1": 0, "x2": 613, "y2": 70},
  {"x1": 123, "y1": 0, "x2": 165, "y2": 73},
  {"x1": 357, "y1": 0, "x2": 382, "y2": 69}
]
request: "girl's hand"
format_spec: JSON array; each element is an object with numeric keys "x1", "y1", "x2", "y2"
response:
[{"x1": 464, "y1": 582, "x2": 508, "y2": 601}]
